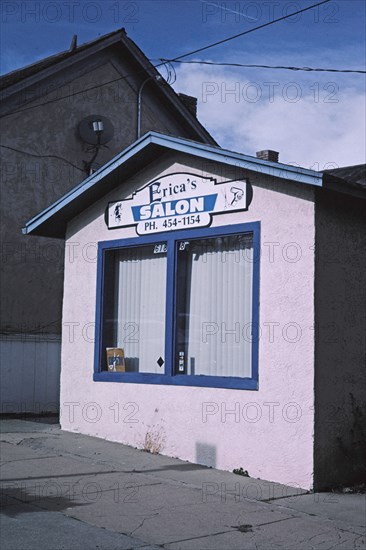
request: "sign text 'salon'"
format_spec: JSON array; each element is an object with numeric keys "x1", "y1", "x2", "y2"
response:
[{"x1": 106, "y1": 173, "x2": 251, "y2": 235}]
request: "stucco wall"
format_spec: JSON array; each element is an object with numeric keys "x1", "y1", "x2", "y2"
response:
[
  {"x1": 314, "y1": 189, "x2": 366, "y2": 490},
  {"x1": 60, "y1": 153, "x2": 316, "y2": 489},
  {"x1": 1, "y1": 48, "x2": 210, "y2": 413},
  {"x1": 0, "y1": 51, "x2": 206, "y2": 334}
]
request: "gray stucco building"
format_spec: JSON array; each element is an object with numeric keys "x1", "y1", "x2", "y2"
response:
[{"x1": 0, "y1": 28, "x2": 216, "y2": 413}]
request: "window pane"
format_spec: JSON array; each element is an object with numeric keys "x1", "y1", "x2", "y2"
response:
[
  {"x1": 175, "y1": 234, "x2": 253, "y2": 378},
  {"x1": 102, "y1": 244, "x2": 167, "y2": 373}
]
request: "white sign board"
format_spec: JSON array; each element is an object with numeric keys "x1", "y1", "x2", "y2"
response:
[{"x1": 107, "y1": 173, "x2": 250, "y2": 235}]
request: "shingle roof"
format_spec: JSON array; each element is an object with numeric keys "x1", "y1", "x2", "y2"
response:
[
  {"x1": 0, "y1": 28, "x2": 124, "y2": 91},
  {"x1": 0, "y1": 28, "x2": 217, "y2": 146},
  {"x1": 324, "y1": 164, "x2": 366, "y2": 191}
]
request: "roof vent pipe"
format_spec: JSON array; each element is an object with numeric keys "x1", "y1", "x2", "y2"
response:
[
  {"x1": 256, "y1": 150, "x2": 279, "y2": 162},
  {"x1": 69, "y1": 35, "x2": 77, "y2": 52}
]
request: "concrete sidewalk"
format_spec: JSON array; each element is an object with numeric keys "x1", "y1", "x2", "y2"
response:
[{"x1": 0, "y1": 418, "x2": 365, "y2": 550}]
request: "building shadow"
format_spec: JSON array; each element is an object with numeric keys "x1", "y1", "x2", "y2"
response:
[{"x1": 0, "y1": 486, "x2": 90, "y2": 518}]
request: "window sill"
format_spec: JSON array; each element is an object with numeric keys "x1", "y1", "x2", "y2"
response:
[{"x1": 93, "y1": 371, "x2": 258, "y2": 390}]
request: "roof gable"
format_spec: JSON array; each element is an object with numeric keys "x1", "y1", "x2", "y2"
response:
[
  {"x1": 0, "y1": 29, "x2": 216, "y2": 145},
  {"x1": 23, "y1": 131, "x2": 323, "y2": 239},
  {"x1": 0, "y1": 29, "x2": 126, "y2": 94},
  {"x1": 0, "y1": 29, "x2": 125, "y2": 91}
]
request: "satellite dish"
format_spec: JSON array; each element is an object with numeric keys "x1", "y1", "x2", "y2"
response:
[{"x1": 78, "y1": 115, "x2": 114, "y2": 145}]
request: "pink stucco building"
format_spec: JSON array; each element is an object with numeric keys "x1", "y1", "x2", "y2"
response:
[{"x1": 24, "y1": 132, "x2": 366, "y2": 491}]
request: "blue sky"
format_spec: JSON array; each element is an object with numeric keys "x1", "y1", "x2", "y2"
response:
[{"x1": 1, "y1": 0, "x2": 365, "y2": 167}]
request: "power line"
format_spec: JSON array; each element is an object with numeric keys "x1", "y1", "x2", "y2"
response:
[
  {"x1": 0, "y1": 57, "x2": 178, "y2": 119},
  {"x1": 161, "y1": 59, "x2": 366, "y2": 74},
  {"x1": 170, "y1": 0, "x2": 332, "y2": 61},
  {"x1": 1, "y1": 318, "x2": 62, "y2": 336},
  {"x1": 0, "y1": 144, "x2": 84, "y2": 172},
  {"x1": 0, "y1": 0, "x2": 338, "y2": 119},
  {"x1": 0, "y1": 69, "x2": 151, "y2": 119}
]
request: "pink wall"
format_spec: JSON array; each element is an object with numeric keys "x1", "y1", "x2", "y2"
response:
[{"x1": 60, "y1": 155, "x2": 316, "y2": 489}]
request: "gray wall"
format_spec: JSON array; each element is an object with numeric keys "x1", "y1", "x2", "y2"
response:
[
  {"x1": 0, "y1": 46, "x2": 210, "y2": 413},
  {"x1": 314, "y1": 189, "x2": 366, "y2": 490},
  {"x1": 0, "y1": 47, "x2": 206, "y2": 334}
]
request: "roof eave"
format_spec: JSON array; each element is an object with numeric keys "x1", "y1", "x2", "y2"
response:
[
  {"x1": 118, "y1": 34, "x2": 218, "y2": 146},
  {"x1": 322, "y1": 172, "x2": 366, "y2": 199},
  {"x1": 1, "y1": 30, "x2": 217, "y2": 146},
  {"x1": 22, "y1": 132, "x2": 324, "y2": 239},
  {"x1": 1, "y1": 30, "x2": 126, "y2": 100}
]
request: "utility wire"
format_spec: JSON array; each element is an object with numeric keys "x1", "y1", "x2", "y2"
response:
[
  {"x1": 1, "y1": 318, "x2": 62, "y2": 336},
  {"x1": 0, "y1": 144, "x2": 84, "y2": 171},
  {"x1": 2, "y1": 51, "x2": 362, "y2": 122},
  {"x1": 0, "y1": 0, "x2": 342, "y2": 119},
  {"x1": 0, "y1": 59, "x2": 180, "y2": 119},
  {"x1": 0, "y1": 69, "x2": 149, "y2": 119},
  {"x1": 160, "y1": 59, "x2": 366, "y2": 74},
  {"x1": 169, "y1": 0, "x2": 332, "y2": 61}
]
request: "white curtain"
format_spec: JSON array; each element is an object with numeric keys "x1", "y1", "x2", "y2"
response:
[
  {"x1": 116, "y1": 247, "x2": 166, "y2": 373},
  {"x1": 186, "y1": 235, "x2": 253, "y2": 378}
]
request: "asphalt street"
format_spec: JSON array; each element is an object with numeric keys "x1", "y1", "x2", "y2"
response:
[{"x1": 1, "y1": 418, "x2": 365, "y2": 549}]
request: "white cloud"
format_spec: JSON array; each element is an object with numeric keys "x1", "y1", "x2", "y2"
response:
[{"x1": 174, "y1": 64, "x2": 366, "y2": 169}]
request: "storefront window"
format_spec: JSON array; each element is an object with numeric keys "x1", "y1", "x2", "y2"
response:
[
  {"x1": 175, "y1": 234, "x2": 253, "y2": 377},
  {"x1": 94, "y1": 222, "x2": 259, "y2": 389},
  {"x1": 101, "y1": 244, "x2": 167, "y2": 373}
]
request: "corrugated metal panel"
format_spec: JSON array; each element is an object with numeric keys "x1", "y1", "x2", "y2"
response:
[{"x1": 0, "y1": 334, "x2": 60, "y2": 413}]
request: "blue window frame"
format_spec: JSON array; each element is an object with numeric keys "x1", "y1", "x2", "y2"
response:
[{"x1": 93, "y1": 222, "x2": 260, "y2": 389}]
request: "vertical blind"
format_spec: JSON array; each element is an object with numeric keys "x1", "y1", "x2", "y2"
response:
[
  {"x1": 111, "y1": 233, "x2": 253, "y2": 378},
  {"x1": 184, "y1": 234, "x2": 253, "y2": 378},
  {"x1": 115, "y1": 246, "x2": 167, "y2": 373}
]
